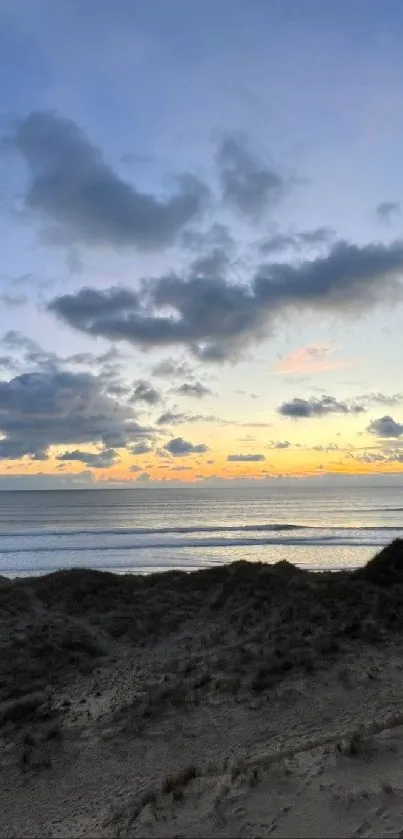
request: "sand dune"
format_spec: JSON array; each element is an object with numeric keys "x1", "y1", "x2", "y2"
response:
[{"x1": 2, "y1": 541, "x2": 403, "y2": 837}]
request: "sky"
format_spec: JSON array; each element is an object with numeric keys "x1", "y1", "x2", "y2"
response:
[{"x1": 1, "y1": 0, "x2": 403, "y2": 489}]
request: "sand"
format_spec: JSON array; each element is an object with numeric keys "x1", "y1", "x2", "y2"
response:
[{"x1": 1, "y1": 541, "x2": 403, "y2": 837}]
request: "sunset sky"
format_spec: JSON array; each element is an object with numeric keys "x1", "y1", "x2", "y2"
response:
[{"x1": 1, "y1": 0, "x2": 403, "y2": 488}]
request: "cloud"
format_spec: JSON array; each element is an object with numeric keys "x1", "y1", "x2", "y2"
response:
[
  {"x1": 0, "y1": 329, "x2": 59, "y2": 370},
  {"x1": 129, "y1": 441, "x2": 153, "y2": 454},
  {"x1": 376, "y1": 201, "x2": 400, "y2": 224},
  {"x1": 0, "y1": 367, "x2": 149, "y2": 460},
  {"x1": 66, "y1": 247, "x2": 84, "y2": 275},
  {"x1": 157, "y1": 411, "x2": 188, "y2": 426},
  {"x1": 267, "y1": 440, "x2": 291, "y2": 449},
  {"x1": 66, "y1": 347, "x2": 122, "y2": 366},
  {"x1": 0, "y1": 293, "x2": 28, "y2": 308},
  {"x1": 310, "y1": 443, "x2": 342, "y2": 452},
  {"x1": 135, "y1": 471, "x2": 151, "y2": 481},
  {"x1": 187, "y1": 245, "x2": 232, "y2": 280},
  {"x1": 181, "y1": 223, "x2": 235, "y2": 253},
  {"x1": 49, "y1": 237, "x2": 403, "y2": 361},
  {"x1": 156, "y1": 410, "x2": 221, "y2": 426},
  {"x1": 155, "y1": 411, "x2": 272, "y2": 428},
  {"x1": 379, "y1": 452, "x2": 403, "y2": 463},
  {"x1": 367, "y1": 415, "x2": 403, "y2": 437},
  {"x1": 259, "y1": 227, "x2": 334, "y2": 255},
  {"x1": 355, "y1": 392, "x2": 403, "y2": 408},
  {"x1": 56, "y1": 448, "x2": 118, "y2": 468},
  {"x1": 0, "y1": 355, "x2": 20, "y2": 372},
  {"x1": 274, "y1": 342, "x2": 355, "y2": 375},
  {"x1": 130, "y1": 379, "x2": 161, "y2": 405},
  {"x1": 354, "y1": 450, "x2": 403, "y2": 464},
  {"x1": 216, "y1": 133, "x2": 285, "y2": 219},
  {"x1": 0, "y1": 330, "x2": 125, "y2": 381},
  {"x1": 242, "y1": 421, "x2": 273, "y2": 428},
  {"x1": 238, "y1": 390, "x2": 259, "y2": 399},
  {"x1": 6, "y1": 111, "x2": 207, "y2": 250},
  {"x1": 0, "y1": 472, "x2": 95, "y2": 490},
  {"x1": 175, "y1": 381, "x2": 212, "y2": 398},
  {"x1": 164, "y1": 437, "x2": 209, "y2": 456},
  {"x1": 151, "y1": 358, "x2": 194, "y2": 379},
  {"x1": 227, "y1": 453, "x2": 265, "y2": 462},
  {"x1": 278, "y1": 395, "x2": 365, "y2": 418}
]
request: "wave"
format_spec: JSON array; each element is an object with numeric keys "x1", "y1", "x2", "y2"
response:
[
  {"x1": 0, "y1": 522, "x2": 307, "y2": 539},
  {"x1": 1, "y1": 522, "x2": 403, "y2": 540},
  {"x1": 0, "y1": 534, "x2": 399, "y2": 555}
]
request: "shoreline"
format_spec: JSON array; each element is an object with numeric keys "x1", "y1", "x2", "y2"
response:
[
  {"x1": 0, "y1": 540, "x2": 383, "y2": 578},
  {"x1": 1, "y1": 540, "x2": 403, "y2": 837}
]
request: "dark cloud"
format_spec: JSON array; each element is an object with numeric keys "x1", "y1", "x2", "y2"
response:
[
  {"x1": 151, "y1": 358, "x2": 195, "y2": 379},
  {"x1": 64, "y1": 347, "x2": 122, "y2": 367},
  {"x1": 354, "y1": 450, "x2": 403, "y2": 464},
  {"x1": 278, "y1": 396, "x2": 365, "y2": 418},
  {"x1": 297, "y1": 228, "x2": 335, "y2": 246},
  {"x1": 0, "y1": 331, "x2": 124, "y2": 385},
  {"x1": 56, "y1": 448, "x2": 118, "y2": 468},
  {"x1": 164, "y1": 437, "x2": 209, "y2": 456},
  {"x1": 356, "y1": 392, "x2": 403, "y2": 408},
  {"x1": 157, "y1": 411, "x2": 189, "y2": 426},
  {"x1": 187, "y1": 246, "x2": 231, "y2": 280},
  {"x1": 376, "y1": 201, "x2": 400, "y2": 224},
  {"x1": 130, "y1": 379, "x2": 161, "y2": 405},
  {"x1": 181, "y1": 223, "x2": 235, "y2": 253},
  {"x1": 216, "y1": 134, "x2": 284, "y2": 218},
  {"x1": 65, "y1": 352, "x2": 101, "y2": 366},
  {"x1": 49, "y1": 237, "x2": 403, "y2": 361},
  {"x1": 367, "y1": 415, "x2": 403, "y2": 437},
  {"x1": 6, "y1": 111, "x2": 208, "y2": 250},
  {"x1": 129, "y1": 441, "x2": 153, "y2": 454},
  {"x1": 311, "y1": 443, "x2": 342, "y2": 452},
  {"x1": 0, "y1": 355, "x2": 20, "y2": 372},
  {"x1": 175, "y1": 381, "x2": 212, "y2": 399},
  {"x1": 0, "y1": 329, "x2": 59, "y2": 370},
  {"x1": 267, "y1": 440, "x2": 291, "y2": 449},
  {"x1": 0, "y1": 368, "x2": 149, "y2": 460},
  {"x1": 259, "y1": 227, "x2": 334, "y2": 255},
  {"x1": 227, "y1": 453, "x2": 265, "y2": 462},
  {"x1": 254, "y1": 239, "x2": 403, "y2": 312}
]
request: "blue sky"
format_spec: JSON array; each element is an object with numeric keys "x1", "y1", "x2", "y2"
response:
[{"x1": 1, "y1": 0, "x2": 403, "y2": 488}]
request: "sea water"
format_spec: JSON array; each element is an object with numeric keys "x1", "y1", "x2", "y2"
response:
[{"x1": 0, "y1": 485, "x2": 402, "y2": 577}]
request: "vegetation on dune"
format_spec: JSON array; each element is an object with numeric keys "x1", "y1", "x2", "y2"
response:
[{"x1": 1, "y1": 539, "x2": 403, "y2": 728}]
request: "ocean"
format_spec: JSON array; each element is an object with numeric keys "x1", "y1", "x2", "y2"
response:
[{"x1": 0, "y1": 485, "x2": 402, "y2": 577}]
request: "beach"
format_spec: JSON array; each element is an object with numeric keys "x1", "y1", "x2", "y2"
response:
[{"x1": 2, "y1": 541, "x2": 403, "y2": 837}]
